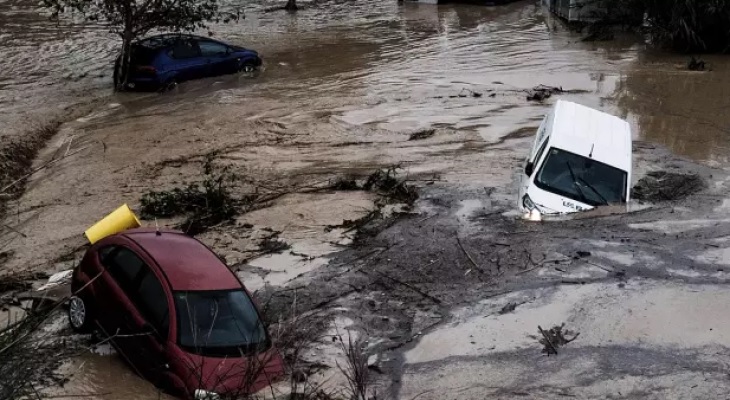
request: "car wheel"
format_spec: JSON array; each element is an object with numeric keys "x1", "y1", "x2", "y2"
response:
[
  {"x1": 162, "y1": 78, "x2": 178, "y2": 92},
  {"x1": 239, "y1": 61, "x2": 257, "y2": 73},
  {"x1": 68, "y1": 295, "x2": 93, "y2": 333}
]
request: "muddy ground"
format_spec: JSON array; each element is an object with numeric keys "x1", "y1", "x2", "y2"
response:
[{"x1": 2, "y1": 0, "x2": 730, "y2": 399}]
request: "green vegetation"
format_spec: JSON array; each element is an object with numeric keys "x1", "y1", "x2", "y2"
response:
[
  {"x1": 591, "y1": 0, "x2": 730, "y2": 52},
  {"x1": 139, "y1": 158, "x2": 245, "y2": 235}
]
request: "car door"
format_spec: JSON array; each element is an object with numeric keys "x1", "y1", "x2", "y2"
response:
[
  {"x1": 125, "y1": 261, "x2": 172, "y2": 386},
  {"x1": 168, "y1": 38, "x2": 206, "y2": 81},
  {"x1": 94, "y1": 245, "x2": 144, "y2": 342},
  {"x1": 96, "y1": 246, "x2": 167, "y2": 381},
  {"x1": 199, "y1": 40, "x2": 237, "y2": 76}
]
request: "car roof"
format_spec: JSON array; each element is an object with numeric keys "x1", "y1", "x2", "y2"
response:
[
  {"x1": 548, "y1": 100, "x2": 632, "y2": 172},
  {"x1": 122, "y1": 229, "x2": 241, "y2": 291},
  {"x1": 135, "y1": 34, "x2": 221, "y2": 49}
]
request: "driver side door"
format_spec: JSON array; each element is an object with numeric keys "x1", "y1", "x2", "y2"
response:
[
  {"x1": 199, "y1": 40, "x2": 237, "y2": 77},
  {"x1": 520, "y1": 115, "x2": 551, "y2": 200}
]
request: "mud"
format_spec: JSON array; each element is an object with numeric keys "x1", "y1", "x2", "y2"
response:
[
  {"x1": 3, "y1": 0, "x2": 730, "y2": 398},
  {"x1": 633, "y1": 171, "x2": 706, "y2": 202}
]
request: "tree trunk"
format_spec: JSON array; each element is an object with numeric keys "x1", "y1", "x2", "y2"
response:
[
  {"x1": 116, "y1": 29, "x2": 134, "y2": 91},
  {"x1": 284, "y1": 0, "x2": 297, "y2": 10}
]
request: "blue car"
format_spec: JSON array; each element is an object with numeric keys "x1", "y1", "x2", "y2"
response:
[{"x1": 114, "y1": 34, "x2": 262, "y2": 90}]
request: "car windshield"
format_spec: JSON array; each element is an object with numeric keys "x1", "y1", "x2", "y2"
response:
[
  {"x1": 535, "y1": 147, "x2": 627, "y2": 207},
  {"x1": 175, "y1": 290, "x2": 268, "y2": 356}
]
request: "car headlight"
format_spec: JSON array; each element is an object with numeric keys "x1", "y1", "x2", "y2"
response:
[
  {"x1": 194, "y1": 389, "x2": 221, "y2": 400},
  {"x1": 528, "y1": 209, "x2": 542, "y2": 222},
  {"x1": 522, "y1": 195, "x2": 536, "y2": 211}
]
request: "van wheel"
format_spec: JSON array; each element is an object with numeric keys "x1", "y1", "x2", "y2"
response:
[{"x1": 68, "y1": 295, "x2": 93, "y2": 333}]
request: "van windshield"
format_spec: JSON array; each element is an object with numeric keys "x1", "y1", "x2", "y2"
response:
[
  {"x1": 535, "y1": 148, "x2": 627, "y2": 207},
  {"x1": 175, "y1": 290, "x2": 269, "y2": 357}
]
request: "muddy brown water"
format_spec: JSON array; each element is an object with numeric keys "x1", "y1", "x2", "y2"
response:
[
  {"x1": 2, "y1": 0, "x2": 730, "y2": 398},
  {"x1": 2, "y1": 0, "x2": 730, "y2": 163}
]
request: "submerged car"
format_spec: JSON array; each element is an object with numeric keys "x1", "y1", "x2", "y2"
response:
[
  {"x1": 518, "y1": 100, "x2": 632, "y2": 216},
  {"x1": 114, "y1": 34, "x2": 263, "y2": 90},
  {"x1": 68, "y1": 229, "x2": 283, "y2": 399}
]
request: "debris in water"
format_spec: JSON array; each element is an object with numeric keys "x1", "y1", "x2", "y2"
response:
[
  {"x1": 363, "y1": 166, "x2": 418, "y2": 205},
  {"x1": 449, "y1": 88, "x2": 483, "y2": 99},
  {"x1": 0, "y1": 251, "x2": 12, "y2": 266},
  {"x1": 37, "y1": 270, "x2": 73, "y2": 291},
  {"x1": 538, "y1": 323, "x2": 579, "y2": 356},
  {"x1": 499, "y1": 302, "x2": 517, "y2": 315},
  {"x1": 139, "y1": 157, "x2": 242, "y2": 235},
  {"x1": 259, "y1": 234, "x2": 291, "y2": 254},
  {"x1": 633, "y1": 171, "x2": 705, "y2": 202},
  {"x1": 688, "y1": 57, "x2": 706, "y2": 71},
  {"x1": 526, "y1": 85, "x2": 563, "y2": 101},
  {"x1": 408, "y1": 128, "x2": 436, "y2": 141},
  {"x1": 329, "y1": 176, "x2": 360, "y2": 191},
  {"x1": 0, "y1": 271, "x2": 47, "y2": 294}
]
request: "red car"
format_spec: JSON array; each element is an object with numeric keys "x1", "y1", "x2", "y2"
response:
[{"x1": 68, "y1": 228, "x2": 284, "y2": 399}]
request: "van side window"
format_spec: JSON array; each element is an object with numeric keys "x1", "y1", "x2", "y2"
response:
[
  {"x1": 135, "y1": 268, "x2": 170, "y2": 336},
  {"x1": 104, "y1": 248, "x2": 145, "y2": 293},
  {"x1": 533, "y1": 138, "x2": 550, "y2": 167}
]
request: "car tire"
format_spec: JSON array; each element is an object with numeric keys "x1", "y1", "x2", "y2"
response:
[
  {"x1": 239, "y1": 60, "x2": 257, "y2": 73},
  {"x1": 68, "y1": 295, "x2": 93, "y2": 333},
  {"x1": 162, "y1": 78, "x2": 178, "y2": 92}
]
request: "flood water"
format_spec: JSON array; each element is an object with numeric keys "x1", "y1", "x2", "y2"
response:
[
  {"x1": 2, "y1": 0, "x2": 730, "y2": 398},
  {"x1": 2, "y1": 0, "x2": 729, "y2": 164}
]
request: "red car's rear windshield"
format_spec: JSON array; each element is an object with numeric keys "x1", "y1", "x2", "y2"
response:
[{"x1": 174, "y1": 290, "x2": 268, "y2": 357}]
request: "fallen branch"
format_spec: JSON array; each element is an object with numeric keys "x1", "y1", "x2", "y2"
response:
[
  {"x1": 456, "y1": 236, "x2": 480, "y2": 271},
  {"x1": 538, "y1": 325, "x2": 558, "y2": 355},
  {"x1": 1, "y1": 224, "x2": 27, "y2": 238},
  {"x1": 370, "y1": 270, "x2": 442, "y2": 305},
  {"x1": 1, "y1": 145, "x2": 92, "y2": 194},
  {"x1": 584, "y1": 260, "x2": 614, "y2": 273},
  {"x1": 43, "y1": 393, "x2": 112, "y2": 398}
]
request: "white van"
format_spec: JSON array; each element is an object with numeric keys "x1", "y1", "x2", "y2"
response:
[{"x1": 518, "y1": 100, "x2": 632, "y2": 216}]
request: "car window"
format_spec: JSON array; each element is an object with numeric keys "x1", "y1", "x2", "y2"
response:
[
  {"x1": 533, "y1": 136, "x2": 550, "y2": 165},
  {"x1": 199, "y1": 41, "x2": 229, "y2": 57},
  {"x1": 170, "y1": 39, "x2": 201, "y2": 59},
  {"x1": 175, "y1": 290, "x2": 268, "y2": 356},
  {"x1": 135, "y1": 268, "x2": 170, "y2": 335},
  {"x1": 105, "y1": 248, "x2": 145, "y2": 293},
  {"x1": 535, "y1": 147, "x2": 628, "y2": 205},
  {"x1": 98, "y1": 246, "x2": 116, "y2": 264},
  {"x1": 130, "y1": 45, "x2": 158, "y2": 65}
]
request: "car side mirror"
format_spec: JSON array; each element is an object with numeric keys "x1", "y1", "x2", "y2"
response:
[{"x1": 525, "y1": 162, "x2": 534, "y2": 176}]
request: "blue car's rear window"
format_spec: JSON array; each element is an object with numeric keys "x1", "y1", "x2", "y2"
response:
[{"x1": 131, "y1": 46, "x2": 158, "y2": 65}]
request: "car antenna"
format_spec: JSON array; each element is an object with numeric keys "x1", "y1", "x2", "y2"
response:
[
  {"x1": 589, "y1": 144, "x2": 595, "y2": 158},
  {"x1": 155, "y1": 218, "x2": 161, "y2": 236}
]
